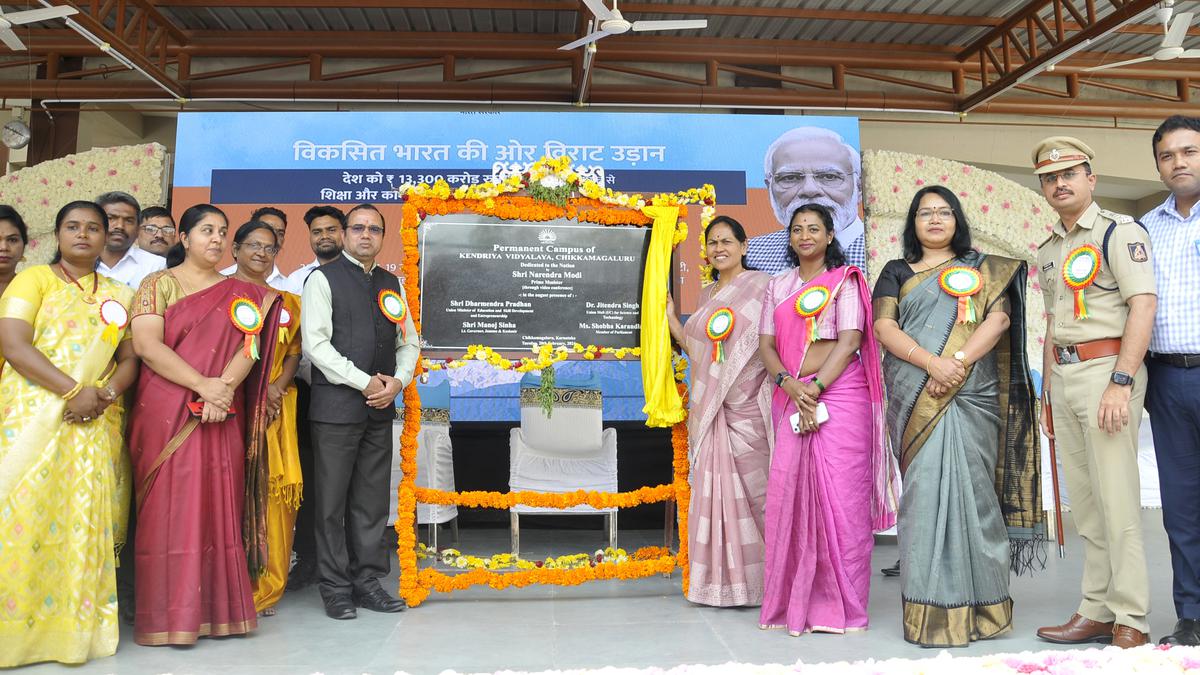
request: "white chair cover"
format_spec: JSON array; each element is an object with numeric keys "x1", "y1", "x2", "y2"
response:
[
  {"x1": 389, "y1": 410, "x2": 458, "y2": 526},
  {"x1": 509, "y1": 386, "x2": 617, "y2": 514}
]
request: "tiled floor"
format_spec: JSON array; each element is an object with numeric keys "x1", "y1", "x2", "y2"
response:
[{"x1": 19, "y1": 510, "x2": 1179, "y2": 675}]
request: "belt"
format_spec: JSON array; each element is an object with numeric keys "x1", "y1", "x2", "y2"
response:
[
  {"x1": 1053, "y1": 338, "x2": 1122, "y2": 365},
  {"x1": 1148, "y1": 351, "x2": 1200, "y2": 369}
]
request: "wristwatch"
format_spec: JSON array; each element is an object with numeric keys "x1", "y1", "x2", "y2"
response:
[
  {"x1": 953, "y1": 350, "x2": 967, "y2": 365},
  {"x1": 775, "y1": 371, "x2": 791, "y2": 387},
  {"x1": 1110, "y1": 371, "x2": 1134, "y2": 387}
]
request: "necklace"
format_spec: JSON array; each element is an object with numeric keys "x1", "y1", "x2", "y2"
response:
[
  {"x1": 917, "y1": 255, "x2": 955, "y2": 272},
  {"x1": 59, "y1": 262, "x2": 98, "y2": 304}
]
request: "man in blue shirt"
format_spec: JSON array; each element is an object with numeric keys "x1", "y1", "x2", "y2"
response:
[{"x1": 1141, "y1": 115, "x2": 1200, "y2": 647}]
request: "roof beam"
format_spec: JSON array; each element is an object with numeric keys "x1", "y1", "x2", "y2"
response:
[
  {"x1": 956, "y1": 0, "x2": 1159, "y2": 111},
  {"x1": 11, "y1": 77, "x2": 1200, "y2": 119},
  {"x1": 40, "y1": 0, "x2": 187, "y2": 98}
]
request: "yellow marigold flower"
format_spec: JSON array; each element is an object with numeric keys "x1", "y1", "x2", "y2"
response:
[{"x1": 584, "y1": 352, "x2": 595, "y2": 360}]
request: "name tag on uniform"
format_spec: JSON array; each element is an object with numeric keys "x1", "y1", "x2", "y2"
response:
[{"x1": 1042, "y1": 261, "x2": 1055, "y2": 272}]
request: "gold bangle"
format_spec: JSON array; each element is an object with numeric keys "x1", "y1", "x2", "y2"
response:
[
  {"x1": 925, "y1": 354, "x2": 934, "y2": 374},
  {"x1": 62, "y1": 382, "x2": 83, "y2": 401},
  {"x1": 905, "y1": 344, "x2": 919, "y2": 361}
]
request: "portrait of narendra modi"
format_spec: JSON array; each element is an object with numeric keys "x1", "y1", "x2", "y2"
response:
[{"x1": 745, "y1": 127, "x2": 865, "y2": 274}]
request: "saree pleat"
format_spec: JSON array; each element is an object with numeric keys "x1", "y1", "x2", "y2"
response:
[
  {"x1": 0, "y1": 267, "x2": 132, "y2": 666},
  {"x1": 878, "y1": 253, "x2": 1042, "y2": 648},
  {"x1": 683, "y1": 271, "x2": 772, "y2": 607},
  {"x1": 127, "y1": 275, "x2": 279, "y2": 646}
]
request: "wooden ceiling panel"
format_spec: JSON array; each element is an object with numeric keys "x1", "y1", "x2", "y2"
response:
[{"x1": 0, "y1": 0, "x2": 1195, "y2": 117}]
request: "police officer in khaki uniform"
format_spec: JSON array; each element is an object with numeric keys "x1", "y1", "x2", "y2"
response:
[{"x1": 1031, "y1": 137, "x2": 1158, "y2": 649}]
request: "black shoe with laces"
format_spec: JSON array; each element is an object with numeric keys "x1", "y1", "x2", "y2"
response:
[
  {"x1": 352, "y1": 585, "x2": 406, "y2": 613},
  {"x1": 1160, "y1": 618, "x2": 1200, "y2": 646},
  {"x1": 322, "y1": 594, "x2": 357, "y2": 620},
  {"x1": 287, "y1": 558, "x2": 317, "y2": 590}
]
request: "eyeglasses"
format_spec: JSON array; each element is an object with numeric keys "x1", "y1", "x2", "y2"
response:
[
  {"x1": 141, "y1": 224, "x2": 176, "y2": 236},
  {"x1": 1039, "y1": 169, "x2": 1085, "y2": 186},
  {"x1": 771, "y1": 171, "x2": 850, "y2": 189},
  {"x1": 348, "y1": 224, "x2": 385, "y2": 236},
  {"x1": 915, "y1": 208, "x2": 955, "y2": 221},
  {"x1": 238, "y1": 241, "x2": 279, "y2": 256}
]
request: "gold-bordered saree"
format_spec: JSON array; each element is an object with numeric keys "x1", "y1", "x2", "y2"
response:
[{"x1": 873, "y1": 252, "x2": 1043, "y2": 648}]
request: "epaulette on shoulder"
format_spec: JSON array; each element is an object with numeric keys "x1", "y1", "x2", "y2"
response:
[
  {"x1": 1037, "y1": 233, "x2": 1056, "y2": 249},
  {"x1": 1097, "y1": 208, "x2": 1135, "y2": 225}
]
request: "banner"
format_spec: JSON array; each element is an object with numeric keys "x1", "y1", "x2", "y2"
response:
[{"x1": 174, "y1": 111, "x2": 860, "y2": 420}]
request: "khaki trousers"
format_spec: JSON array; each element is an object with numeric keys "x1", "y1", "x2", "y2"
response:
[{"x1": 1049, "y1": 355, "x2": 1149, "y2": 633}]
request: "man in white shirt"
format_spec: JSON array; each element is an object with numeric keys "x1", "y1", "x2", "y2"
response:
[
  {"x1": 287, "y1": 204, "x2": 345, "y2": 592},
  {"x1": 95, "y1": 191, "x2": 165, "y2": 289},
  {"x1": 136, "y1": 206, "x2": 177, "y2": 258},
  {"x1": 286, "y1": 205, "x2": 346, "y2": 294},
  {"x1": 221, "y1": 206, "x2": 295, "y2": 292}
]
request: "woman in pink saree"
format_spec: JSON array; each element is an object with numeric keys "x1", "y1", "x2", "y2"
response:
[
  {"x1": 758, "y1": 203, "x2": 898, "y2": 635},
  {"x1": 666, "y1": 216, "x2": 772, "y2": 607}
]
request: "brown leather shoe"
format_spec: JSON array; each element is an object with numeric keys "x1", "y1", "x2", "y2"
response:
[
  {"x1": 1112, "y1": 624, "x2": 1149, "y2": 649},
  {"x1": 1036, "y1": 613, "x2": 1115, "y2": 644}
]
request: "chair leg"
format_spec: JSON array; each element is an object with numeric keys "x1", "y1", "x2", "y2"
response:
[
  {"x1": 607, "y1": 510, "x2": 618, "y2": 552},
  {"x1": 510, "y1": 510, "x2": 520, "y2": 559},
  {"x1": 663, "y1": 497, "x2": 676, "y2": 553},
  {"x1": 450, "y1": 516, "x2": 460, "y2": 546},
  {"x1": 430, "y1": 520, "x2": 439, "y2": 553}
]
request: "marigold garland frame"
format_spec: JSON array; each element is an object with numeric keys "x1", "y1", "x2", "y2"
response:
[{"x1": 395, "y1": 172, "x2": 708, "y2": 607}]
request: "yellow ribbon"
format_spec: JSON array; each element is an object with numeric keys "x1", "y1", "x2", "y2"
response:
[{"x1": 639, "y1": 205, "x2": 685, "y2": 428}]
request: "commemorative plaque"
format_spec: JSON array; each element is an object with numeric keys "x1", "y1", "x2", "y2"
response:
[{"x1": 418, "y1": 214, "x2": 652, "y2": 351}]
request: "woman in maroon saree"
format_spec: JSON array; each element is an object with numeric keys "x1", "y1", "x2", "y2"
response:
[{"x1": 127, "y1": 204, "x2": 281, "y2": 646}]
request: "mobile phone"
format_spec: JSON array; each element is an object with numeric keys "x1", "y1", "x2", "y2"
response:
[
  {"x1": 790, "y1": 402, "x2": 829, "y2": 433},
  {"x1": 187, "y1": 400, "x2": 236, "y2": 418}
]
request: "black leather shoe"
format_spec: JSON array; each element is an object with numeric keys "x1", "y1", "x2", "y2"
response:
[
  {"x1": 1160, "y1": 618, "x2": 1200, "y2": 646},
  {"x1": 323, "y1": 594, "x2": 357, "y2": 620},
  {"x1": 353, "y1": 585, "x2": 406, "y2": 613},
  {"x1": 881, "y1": 560, "x2": 901, "y2": 577},
  {"x1": 287, "y1": 558, "x2": 317, "y2": 591}
]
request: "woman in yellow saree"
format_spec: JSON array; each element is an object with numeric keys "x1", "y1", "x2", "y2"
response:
[
  {"x1": 229, "y1": 219, "x2": 303, "y2": 615},
  {"x1": 0, "y1": 201, "x2": 139, "y2": 666}
]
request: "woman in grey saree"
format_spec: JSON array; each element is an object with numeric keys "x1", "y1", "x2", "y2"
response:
[{"x1": 872, "y1": 186, "x2": 1042, "y2": 648}]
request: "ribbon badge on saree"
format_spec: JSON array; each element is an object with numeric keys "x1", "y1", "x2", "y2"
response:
[
  {"x1": 705, "y1": 307, "x2": 735, "y2": 363},
  {"x1": 99, "y1": 299, "x2": 129, "y2": 347},
  {"x1": 378, "y1": 289, "x2": 407, "y2": 337},
  {"x1": 1062, "y1": 244, "x2": 1101, "y2": 319},
  {"x1": 794, "y1": 286, "x2": 832, "y2": 343},
  {"x1": 938, "y1": 266, "x2": 982, "y2": 324},
  {"x1": 230, "y1": 297, "x2": 265, "y2": 360},
  {"x1": 278, "y1": 307, "x2": 293, "y2": 344}
]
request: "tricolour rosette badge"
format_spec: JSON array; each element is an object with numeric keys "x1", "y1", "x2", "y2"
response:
[
  {"x1": 938, "y1": 266, "x2": 982, "y2": 324},
  {"x1": 705, "y1": 307, "x2": 735, "y2": 363},
  {"x1": 1062, "y1": 245, "x2": 1101, "y2": 320},
  {"x1": 378, "y1": 289, "x2": 407, "y2": 337},
  {"x1": 794, "y1": 286, "x2": 831, "y2": 344},
  {"x1": 278, "y1": 307, "x2": 293, "y2": 344},
  {"x1": 99, "y1": 299, "x2": 129, "y2": 347},
  {"x1": 229, "y1": 297, "x2": 264, "y2": 360}
]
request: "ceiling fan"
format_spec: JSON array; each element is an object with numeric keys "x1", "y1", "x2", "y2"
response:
[
  {"x1": 558, "y1": 0, "x2": 708, "y2": 51},
  {"x1": 0, "y1": 6, "x2": 79, "y2": 52},
  {"x1": 1083, "y1": 1, "x2": 1197, "y2": 72}
]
